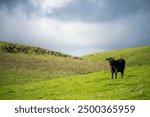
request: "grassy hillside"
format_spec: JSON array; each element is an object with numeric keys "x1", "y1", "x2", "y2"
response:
[
  {"x1": 0, "y1": 41, "x2": 74, "y2": 58},
  {"x1": 83, "y1": 46, "x2": 150, "y2": 66},
  {"x1": 0, "y1": 41, "x2": 150, "y2": 100},
  {"x1": 0, "y1": 41, "x2": 105, "y2": 86},
  {"x1": 0, "y1": 65, "x2": 150, "y2": 99}
]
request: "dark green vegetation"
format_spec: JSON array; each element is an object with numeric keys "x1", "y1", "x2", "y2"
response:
[{"x1": 0, "y1": 41, "x2": 150, "y2": 99}]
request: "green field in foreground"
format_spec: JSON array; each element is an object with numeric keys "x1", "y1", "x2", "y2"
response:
[
  {"x1": 0, "y1": 65, "x2": 150, "y2": 100},
  {"x1": 0, "y1": 41, "x2": 150, "y2": 99}
]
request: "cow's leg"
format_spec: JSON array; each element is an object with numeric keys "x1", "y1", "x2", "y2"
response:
[
  {"x1": 115, "y1": 71, "x2": 117, "y2": 79},
  {"x1": 121, "y1": 71, "x2": 124, "y2": 78},
  {"x1": 111, "y1": 72, "x2": 114, "y2": 79}
]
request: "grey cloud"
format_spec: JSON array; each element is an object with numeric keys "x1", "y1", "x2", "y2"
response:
[
  {"x1": 50, "y1": 0, "x2": 150, "y2": 22},
  {"x1": 0, "y1": 0, "x2": 36, "y2": 16},
  {"x1": 1, "y1": 0, "x2": 150, "y2": 22},
  {"x1": 0, "y1": 0, "x2": 32, "y2": 9}
]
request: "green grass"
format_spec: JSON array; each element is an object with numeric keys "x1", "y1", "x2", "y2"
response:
[
  {"x1": 0, "y1": 65, "x2": 150, "y2": 100},
  {"x1": 0, "y1": 52, "x2": 105, "y2": 85},
  {"x1": 83, "y1": 45, "x2": 150, "y2": 66},
  {"x1": 0, "y1": 40, "x2": 150, "y2": 100}
]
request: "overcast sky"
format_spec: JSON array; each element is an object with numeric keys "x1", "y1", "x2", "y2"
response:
[{"x1": 0, "y1": 0, "x2": 150, "y2": 56}]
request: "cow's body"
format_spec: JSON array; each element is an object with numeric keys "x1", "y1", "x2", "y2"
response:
[{"x1": 106, "y1": 58, "x2": 125, "y2": 79}]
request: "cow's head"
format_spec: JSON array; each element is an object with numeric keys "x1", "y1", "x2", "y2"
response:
[{"x1": 106, "y1": 57, "x2": 115, "y2": 65}]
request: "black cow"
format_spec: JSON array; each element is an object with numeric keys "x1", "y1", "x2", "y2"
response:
[{"x1": 106, "y1": 57, "x2": 126, "y2": 79}]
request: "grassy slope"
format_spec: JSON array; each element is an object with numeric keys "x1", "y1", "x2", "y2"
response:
[
  {"x1": 0, "y1": 65, "x2": 150, "y2": 100},
  {"x1": 0, "y1": 41, "x2": 104, "y2": 86},
  {"x1": 0, "y1": 41, "x2": 150, "y2": 99},
  {"x1": 83, "y1": 45, "x2": 150, "y2": 66}
]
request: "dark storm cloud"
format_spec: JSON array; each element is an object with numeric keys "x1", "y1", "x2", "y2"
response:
[
  {"x1": 1, "y1": 0, "x2": 150, "y2": 22},
  {"x1": 0, "y1": 0, "x2": 35, "y2": 16},
  {"x1": 50, "y1": 0, "x2": 150, "y2": 22},
  {"x1": 0, "y1": 0, "x2": 26, "y2": 6}
]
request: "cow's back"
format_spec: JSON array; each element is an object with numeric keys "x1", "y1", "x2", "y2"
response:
[{"x1": 115, "y1": 59, "x2": 125, "y2": 72}]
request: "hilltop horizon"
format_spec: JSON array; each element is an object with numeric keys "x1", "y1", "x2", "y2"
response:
[{"x1": 0, "y1": 39, "x2": 149, "y2": 56}]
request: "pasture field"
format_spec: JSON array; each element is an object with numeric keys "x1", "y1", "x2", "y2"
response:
[
  {"x1": 83, "y1": 45, "x2": 150, "y2": 66},
  {"x1": 0, "y1": 41, "x2": 150, "y2": 99},
  {"x1": 0, "y1": 65, "x2": 150, "y2": 100}
]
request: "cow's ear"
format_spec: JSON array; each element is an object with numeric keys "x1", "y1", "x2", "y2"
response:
[{"x1": 106, "y1": 58, "x2": 108, "y2": 61}]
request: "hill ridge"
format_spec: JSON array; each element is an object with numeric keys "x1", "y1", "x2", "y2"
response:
[
  {"x1": 0, "y1": 40, "x2": 80, "y2": 59},
  {"x1": 83, "y1": 45, "x2": 150, "y2": 66}
]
